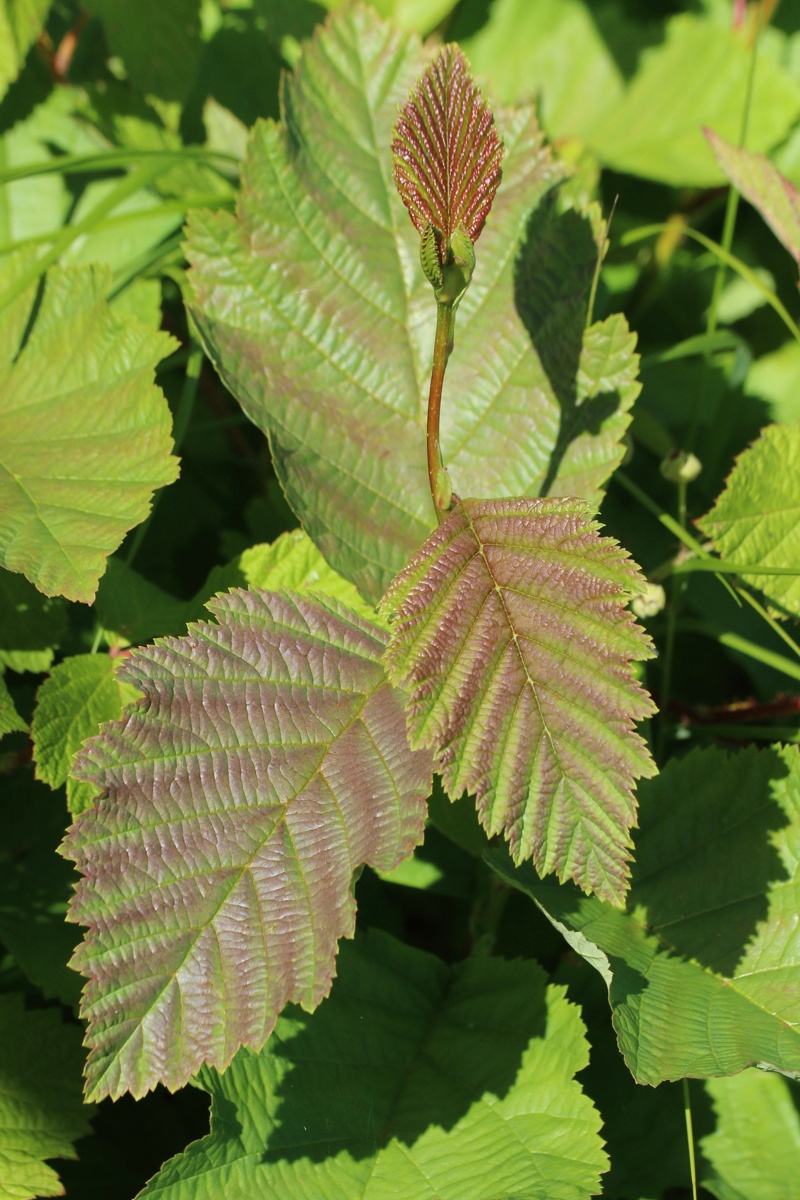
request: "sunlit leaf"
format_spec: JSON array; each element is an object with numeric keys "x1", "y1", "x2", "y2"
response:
[
  {"x1": 186, "y1": 6, "x2": 640, "y2": 604},
  {"x1": 61, "y1": 591, "x2": 432, "y2": 1100},
  {"x1": 383, "y1": 496, "x2": 656, "y2": 905},
  {"x1": 697, "y1": 421, "x2": 800, "y2": 618},
  {"x1": 489, "y1": 745, "x2": 800, "y2": 1085},
  {"x1": 0, "y1": 256, "x2": 179, "y2": 603},
  {"x1": 0, "y1": 993, "x2": 92, "y2": 1200},
  {"x1": 701, "y1": 1070, "x2": 800, "y2": 1200},
  {"x1": 139, "y1": 931, "x2": 608, "y2": 1200},
  {"x1": 0, "y1": 0, "x2": 51, "y2": 104}
]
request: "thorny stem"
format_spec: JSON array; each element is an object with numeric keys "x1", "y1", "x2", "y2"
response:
[{"x1": 427, "y1": 300, "x2": 456, "y2": 522}]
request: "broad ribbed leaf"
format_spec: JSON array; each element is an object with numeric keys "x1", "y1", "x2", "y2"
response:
[
  {"x1": 489, "y1": 745, "x2": 800, "y2": 1085},
  {"x1": 697, "y1": 422, "x2": 800, "y2": 618},
  {"x1": 61, "y1": 591, "x2": 431, "y2": 1100},
  {"x1": 139, "y1": 931, "x2": 608, "y2": 1200},
  {"x1": 392, "y1": 44, "x2": 503, "y2": 247},
  {"x1": 382, "y1": 496, "x2": 656, "y2": 905},
  {"x1": 705, "y1": 129, "x2": 800, "y2": 271},
  {"x1": 701, "y1": 1070, "x2": 800, "y2": 1200},
  {"x1": 0, "y1": 993, "x2": 92, "y2": 1200},
  {"x1": 185, "y1": 6, "x2": 640, "y2": 604},
  {"x1": 0, "y1": 257, "x2": 179, "y2": 603}
]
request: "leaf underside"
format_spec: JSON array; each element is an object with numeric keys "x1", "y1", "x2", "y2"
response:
[
  {"x1": 383, "y1": 496, "x2": 656, "y2": 906},
  {"x1": 392, "y1": 42, "x2": 503, "y2": 248},
  {"x1": 61, "y1": 590, "x2": 432, "y2": 1101}
]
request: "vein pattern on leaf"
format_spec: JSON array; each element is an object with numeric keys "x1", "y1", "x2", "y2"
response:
[
  {"x1": 382, "y1": 496, "x2": 656, "y2": 905},
  {"x1": 392, "y1": 43, "x2": 503, "y2": 248},
  {"x1": 61, "y1": 590, "x2": 432, "y2": 1100}
]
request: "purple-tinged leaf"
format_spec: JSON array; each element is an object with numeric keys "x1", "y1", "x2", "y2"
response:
[
  {"x1": 705, "y1": 128, "x2": 800, "y2": 273},
  {"x1": 392, "y1": 43, "x2": 503, "y2": 251},
  {"x1": 382, "y1": 497, "x2": 657, "y2": 906},
  {"x1": 61, "y1": 590, "x2": 432, "y2": 1101}
]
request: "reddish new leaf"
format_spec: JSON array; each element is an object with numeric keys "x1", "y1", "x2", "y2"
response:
[
  {"x1": 61, "y1": 591, "x2": 431, "y2": 1100},
  {"x1": 392, "y1": 43, "x2": 503, "y2": 252},
  {"x1": 382, "y1": 497, "x2": 657, "y2": 905}
]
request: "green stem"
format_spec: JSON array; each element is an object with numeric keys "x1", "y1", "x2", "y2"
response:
[
  {"x1": 679, "y1": 620, "x2": 800, "y2": 682},
  {"x1": 0, "y1": 147, "x2": 239, "y2": 187},
  {"x1": 657, "y1": 478, "x2": 688, "y2": 762},
  {"x1": 427, "y1": 300, "x2": 455, "y2": 521},
  {"x1": 683, "y1": 1079, "x2": 699, "y2": 1200}
]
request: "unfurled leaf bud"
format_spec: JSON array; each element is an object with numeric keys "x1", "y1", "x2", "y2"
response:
[{"x1": 660, "y1": 449, "x2": 702, "y2": 483}]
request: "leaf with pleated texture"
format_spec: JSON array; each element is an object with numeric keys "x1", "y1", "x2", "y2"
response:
[
  {"x1": 489, "y1": 745, "x2": 800, "y2": 1085},
  {"x1": 392, "y1": 43, "x2": 503, "y2": 250},
  {"x1": 382, "y1": 496, "x2": 656, "y2": 906},
  {"x1": 61, "y1": 591, "x2": 431, "y2": 1101},
  {"x1": 705, "y1": 129, "x2": 800, "y2": 272},
  {"x1": 697, "y1": 422, "x2": 800, "y2": 619},
  {"x1": 0, "y1": 255, "x2": 179, "y2": 603},
  {"x1": 185, "y1": 6, "x2": 640, "y2": 604},
  {"x1": 138, "y1": 931, "x2": 608, "y2": 1200}
]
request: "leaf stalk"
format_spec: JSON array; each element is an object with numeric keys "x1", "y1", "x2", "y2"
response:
[{"x1": 427, "y1": 300, "x2": 456, "y2": 521}]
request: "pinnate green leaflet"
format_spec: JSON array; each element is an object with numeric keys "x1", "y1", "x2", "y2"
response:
[
  {"x1": 61, "y1": 591, "x2": 432, "y2": 1101},
  {"x1": 185, "y1": 5, "x2": 640, "y2": 604},
  {"x1": 382, "y1": 496, "x2": 656, "y2": 906},
  {"x1": 139, "y1": 931, "x2": 608, "y2": 1200},
  {"x1": 704, "y1": 128, "x2": 800, "y2": 273},
  {"x1": 489, "y1": 745, "x2": 800, "y2": 1085},
  {"x1": 0, "y1": 255, "x2": 179, "y2": 603},
  {"x1": 697, "y1": 422, "x2": 800, "y2": 619}
]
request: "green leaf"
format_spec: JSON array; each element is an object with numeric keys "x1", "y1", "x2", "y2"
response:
[
  {"x1": 705, "y1": 128, "x2": 800, "y2": 273},
  {"x1": 61, "y1": 592, "x2": 432, "y2": 1100},
  {"x1": 0, "y1": 256, "x2": 180, "y2": 603},
  {"x1": 0, "y1": 0, "x2": 51, "y2": 104},
  {"x1": 90, "y1": 0, "x2": 202, "y2": 104},
  {"x1": 700, "y1": 1070, "x2": 800, "y2": 1200},
  {"x1": 186, "y1": 6, "x2": 640, "y2": 603},
  {"x1": 0, "y1": 567, "x2": 67, "y2": 673},
  {"x1": 32, "y1": 654, "x2": 139, "y2": 816},
  {"x1": 589, "y1": 15, "x2": 800, "y2": 186},
  {"x1": 382, "y1": 496, "x2": 656, "y2": 906},
  {"x1": 488, "y1": 745, "x2": 800, "y2": 1085},
  {"x1": 0, "y1": 993, "x2": 92, "y2": 1200},
  {"x1": 0, "y1": 670, "x2": 25, "y2": 737},
  {"x1": 697, "y1": 422, "x2": 800, "y2": 619},
  {"x1": 324, "y1": 0, "x2": 458, "y2": 36},
  {"x1": 138, "y1": 930, "x2": 608, "y2": 1200}
]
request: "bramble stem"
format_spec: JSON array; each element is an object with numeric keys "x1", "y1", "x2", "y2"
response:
[{"x1": 427, "y1": 300, "x2": 456, "y2": 521}]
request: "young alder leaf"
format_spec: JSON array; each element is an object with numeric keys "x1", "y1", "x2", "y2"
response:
[
  {"x1": 704, "y1": 128, "x2": 800, "y2": 273},
  {"x1": 488, "y1": 745, "x2": 800, "y2": 1085},
  {"x1": 700, "y1": 1070, "x2": 800, "y2": 1200},
  {"x1": 697, "y1": 422, "x2": 800, "y2": 619},
  {"x1": 392, "y1": 43, "x2": 503, "y2": 250},
  {"x1": 0, "y1": 993, "x2": 92, "y2": 1200},
  {"x1": 185, "y1": 5, "x2": 639, "y2": 604},
  {"x1": 31, "y1": 654, "x2": 140, "y2": 816},
  {"x1": 61, "y1": 591, "x2": 432, "y2": 1101},
  {"x1": 0, "y1": 255, "x2": 179, "y2": 604},
  {"x1": 138, "y1": 930, "x2": 608, "y2": 1200},
  {"x1": 382, "y1": 496, "x2": 656, "y2": 906}
]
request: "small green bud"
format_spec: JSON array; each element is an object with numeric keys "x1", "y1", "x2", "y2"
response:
[
  {"x1": 434, "y1": 464, "x2": 453, "y2": 513},
  {"x1": 631, "y1": 583, "x2": 666, "y2": 620},
  {"x1": 660, "y1": 449, "x2": 702, "y2": 484},
  {"x1": 420, "y1": 224, "x2": 443, "y2": 290},
  {"x1": 437, "y1": 227, "x2": 475, "y2": 305}
]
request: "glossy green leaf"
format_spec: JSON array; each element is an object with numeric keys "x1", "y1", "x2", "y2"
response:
[
  {"x1": 32, "y1": 654, "x2": 139, "y2": 815},
  {"x1": 90, "y1": 0, "x2": 202, "y2": 104},
  {"x1": 489, "y1": 745, "x2": 800, "y2": 1085},
  {"x1": 383, "y1": 496, "x2": 656, "y2": 906},
  {"x1": 62, "y1": 591, "x2": 432, "y2": 1100},
  {"x1": 701, "y1": 1070, "x2": 800, "y2": 1200},
  {"x1": 0, "y1": 993, "x2": 92, "y2": 1200},
  {"x1": 590, "y1": 15, "x2": 800, "y2": 186},
  {"x1": 0, "y1": 672, "x2": 25, "y2": 737},
  {"x1": 186, "y1": 6, "x2": 641, "y2": 603},
  {"x1": 705, "y1": 129, "x2": 800, "y2": 272},
  {"x1": 139, "y1": 930, "x2": 608, "y2": 1200},
  {"x1": 0, "y1": 256, "x2": 180, "y2": 603},
  {"x1": 697, "y1": 422, "x2": 800, "y2": 618},
  {"x1": 0, "y1": 0, "x2": 51, "y2": 104}
]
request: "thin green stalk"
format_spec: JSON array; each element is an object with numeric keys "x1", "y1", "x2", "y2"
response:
[
  {"x1": 0, "y1": 147, "x2": 239, "y2": 187},
  {"x1": 683, "y1": 1079, "x2": 699, "y2": 1200},
  {"x1": 671, "y1": 559, "x2": 800, "y2": 578},
  {"x1": 108, "y1": 233, "x2": 186, "y2": 299},
  {"x1": 679, "y1": 620, "x2": 800, "y2": 682},
  {"x1": 657, "y1": 477, "x2": 688, "y2": 761},
  {"x1": 738, "y1": 588, "x2": 800, "y2": 661},
  {"x1": 427, "y1": 301, "x2": 455, "y2": 521}
]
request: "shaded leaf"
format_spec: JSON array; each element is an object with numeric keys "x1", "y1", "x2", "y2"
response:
[
  {"x1": 139, "y1": 930, "x2": 608, "y2": 1200},
  {"x1": 382, "y1": 496, "x2": 656, "y2": 906},
  {"x1": 488, "y1": 745, "x2": 800, "y2": 1085},
  {"x1": 186, "y1": 5, "x2": 640, "y2": 604},
  {"x1": 697, "y1": 422, "x2": 800, "y2": 619},
  {"x1": 0, "y1": 0, "x2": 51, "y2": 104},
  {"x1": 90, "y1": 0, "x2": 202, "y2": 104},
  {"x1": 705, "y1": 128, "x2": 800, "y2": 273},
  {"x1": 701, "y1": 1070, "x2": 800, "y2": 1200},
  {"x1": 61, "y1": 591, "x2": 432, "y2": 1100},
  {"x1": 392, "y1": 43, "x2": 503, "y2": 248},
  {"x1": 32, "y1": 654, "x2": 139, "y2": 816},
  {"x1": 0, "y1": 993, "x2": 92, "y2": 1200},
  {"x1": 0, "y1": 672, "x2": 26, "y2": 738},
  {"x1": 0, "y1": 257, "x2": 179, "y2": 603}
]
